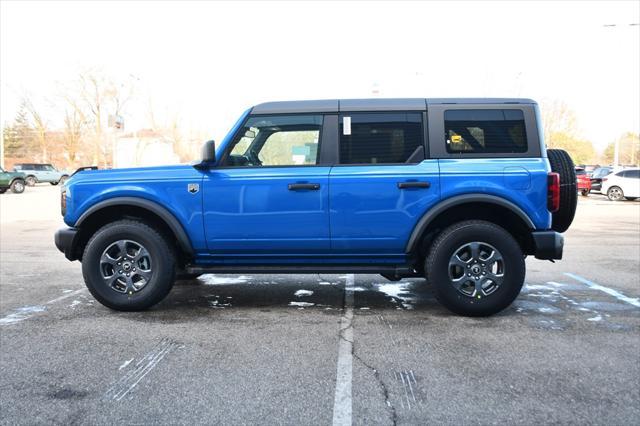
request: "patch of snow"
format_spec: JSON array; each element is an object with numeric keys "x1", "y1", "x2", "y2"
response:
[
  {"x1": 289, "y1": 301, "x2": 314, "y2": 307},
  {"x1": 294, "y1": 290, "x2": 314, "y2": 297},
  {"x1": 318, "y1": 281, "x2": 332, "y2": 286},
  {"x1": 0, "y1": 305, "x2": 46, "y2": 325},
  {"x1": 375, "y1": 283, "x2": 415, "y2": 309},
  {"x1": 359, "y1": 307, "x2": 370, "y2": 310},
  {"x1": 118, "y1": 358, "x2": 134, "y2": 370},
  {"x1": 69, "y1": 300, "x2": 81, "y2": 308},
  {"x1": 587, "y1": 315, "x2": 603, "y2": 322},
  {"x1": 201, "y1": 275, "x2": 250, "y2": 285}
]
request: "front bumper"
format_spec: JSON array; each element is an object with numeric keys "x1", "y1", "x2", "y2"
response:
[
  {"x1": 532, "y1": 231, "x2": 564, "y2": 260},
  {"x1": 54, "y1": 227, "x2": 79, "y2": 261}
]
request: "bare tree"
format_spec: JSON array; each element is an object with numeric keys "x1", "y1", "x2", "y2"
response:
[
  {"x1": 76, "y1": 69, "x2": 135, "y2": 167},
  {"x1": 540, "y1": 100, "x2": 578, "y2": 147},
  {"x1": 62, "y1": 104, "x2": 86, "y2": 165},
  {"x1": 24, "y1": 97, "x2": 49, "y2": 162}
]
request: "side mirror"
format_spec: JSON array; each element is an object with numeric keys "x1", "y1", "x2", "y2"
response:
[{"x1": 194, "y1": 140, "x2": 216, "y2": 170}]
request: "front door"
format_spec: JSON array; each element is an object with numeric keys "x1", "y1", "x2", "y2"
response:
[
  {"x1": 329, "y1": 112, "x2": 440, "y2": 255},
  {"x1": 202, "y1": 114, "x2": 331, "y2": 256}
]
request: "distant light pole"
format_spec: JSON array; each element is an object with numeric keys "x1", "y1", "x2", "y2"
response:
[{"x1": 602, "y1": 22, "x2": 639, "y2": 167}]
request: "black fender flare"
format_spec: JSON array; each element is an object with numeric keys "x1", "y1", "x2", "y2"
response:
[
  {"x1": 405, "y1": 194, "x2": 536, "y2": 253},
  {"x1": 75, "y1": 197, "x2": 194, "y2": 255}
]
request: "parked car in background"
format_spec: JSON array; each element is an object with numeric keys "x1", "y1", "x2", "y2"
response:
[
  {"x1": 575, "y1": 167, "x2": 591, "y2": 196},
  {"x1": 589, "y1": 166, "x2": 613, "y2": 192},
  {"x1": 13, "y1": 163, "x2": 70, "y2": 186},
  {"x1": 0, "y1": 167, "x2": 26, "y2": 194},
  {"x1": 576, "y1": 164, "x2": 599, "y2": 175},
  {"x1": 601, "y1": 168, "x2": 640, "y2": 201}
]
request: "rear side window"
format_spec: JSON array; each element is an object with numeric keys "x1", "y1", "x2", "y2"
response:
[
  {"x1": 445, "y1": 109, "x2": 527, "y2": 154},
  {"x1": 339, "y1": 113, "x2": 424, "y2": 164},
  {"x1": 625, "y1": 170, "x2": 640, "y2": 179}
]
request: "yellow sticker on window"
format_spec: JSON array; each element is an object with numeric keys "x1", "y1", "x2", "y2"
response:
[{"x1": 451, "y1": 134, "x2": 462, "y2": 143}]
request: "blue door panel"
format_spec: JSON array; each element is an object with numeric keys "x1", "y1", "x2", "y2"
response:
[
  {"x1": 329, "y1": 160, "x2": 440, "y2": 253},
  {"x1": 202, "y1": 167, "x2": 331, "y2": 253},
  {"x1": 438, "y1": 158, "x2": 551, "y2": 229}
]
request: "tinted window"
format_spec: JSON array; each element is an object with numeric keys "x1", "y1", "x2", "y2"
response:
[
  {"x1": 445, "y1": 109, "x2": 527, "y2": 153},
  {"x1": 625, "y1": 170, "x2": 640, "y2": 179},
  {"x1": 339, "y1": 113, "x2": 423, "y2": 164},
  {"x1": 224, "y1": 115, "x2": 322, "y2": 167}
]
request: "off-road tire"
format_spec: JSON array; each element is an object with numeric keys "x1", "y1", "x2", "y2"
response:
[
  {"x1": 60, "y1": 175, "x2": 69, "y2": 185},
  {"x1": 25, "y1": 176, "x2": 37, "y2": 186},
  {"x1": 10, "y1": 179, "x2": 25, "y2": 194},
  {"x1": 547, "y1": 149, "x2": 577, "y2": 233},
  {"x1": 82, "y1": 220, "x2": 176, "y2": 311},
  {"x1": 425, "y1": 220, "x2": 525, "y2": 317}
]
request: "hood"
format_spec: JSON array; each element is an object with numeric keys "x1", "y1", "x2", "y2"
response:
[{"x1": 67, "y1": 164, "x2": 199, "y2": 184}]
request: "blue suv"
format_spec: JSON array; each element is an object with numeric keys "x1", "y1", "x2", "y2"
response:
[{"x1": 54, "y1": 98, "x2": 576, "y2": 316}]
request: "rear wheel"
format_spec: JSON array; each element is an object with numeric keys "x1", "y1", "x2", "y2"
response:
[
  {"x1": 581, "y1": 189, "x2": 589, "y2": 196},
  {"x1": 10, "y1": 179, "x2": 25, "y2": 194},
  {"x1": 25, "y1": 176, "x2": 36, "y2": 186},
  {"x1": 82, "y1": 220, "x2": 176, "y2": 311},
  {"x1": 425, "y1": 220, "x2": 525, "y2": 317},
  {"x1": 607, "y1": 186, "x2": 624, "y2": 201},
  {"x1": 547, "y1": 149, "x2": 577, "y2": 233},
  {"x1": 60, "y1": 175, "x2": 69, "y2": 185},
  {"x1": 50, "y1": 181, "x2": 59, "y2": 186}
]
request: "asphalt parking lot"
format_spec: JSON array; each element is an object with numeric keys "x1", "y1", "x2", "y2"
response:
[{"x1": 1, "y1": 186, "x2": 639, "y2": 425}]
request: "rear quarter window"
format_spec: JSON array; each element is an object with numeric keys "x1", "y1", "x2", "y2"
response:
[{"x1": 444, "y1": 109, "x2": 527, "y2": 154}]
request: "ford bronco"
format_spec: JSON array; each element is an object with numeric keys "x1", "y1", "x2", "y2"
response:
[
  {"x1": 0, "y1": 167, "x2": 26, "y2": 194},
  {"x1": 54, "y1": 98, "x2": 577, "y2": 316}
]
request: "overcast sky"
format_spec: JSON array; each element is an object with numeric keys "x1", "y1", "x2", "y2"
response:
[{"x1": 1, "y1": 0, "x2": 639, "y2": 151}]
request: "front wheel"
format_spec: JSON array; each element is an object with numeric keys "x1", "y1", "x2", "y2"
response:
[
  {"x1": 581, "y1": 189, "x2": 589, "y2": 196},
  {"x1": 425, "y1": 220, "x2": 525, "y2": 317},
  {"x1": 607, "y1": 186, "x2": 624, "y2": 201},
  {"x1": 10, "y1": 179, "x2": 25, "y2": 194},
  {"x1": 82, "y1": 220, "x2": 176, "y2": 311},
  {"x1": 25, "y1": 176, "x2": 36, "y2": 186}
]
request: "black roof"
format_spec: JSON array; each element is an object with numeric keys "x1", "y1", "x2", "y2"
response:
[{"x1": 251, "y1": 98, "x2": 537, "y2": 114}]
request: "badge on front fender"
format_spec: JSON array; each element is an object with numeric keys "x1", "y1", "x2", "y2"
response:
[{"x1": 187, "y1": 183, "x2": 199, "y2": 194}]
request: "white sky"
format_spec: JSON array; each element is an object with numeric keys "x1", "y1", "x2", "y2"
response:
[{"x1": 1, "y1": 0, "x2": 639, "y2": 151}]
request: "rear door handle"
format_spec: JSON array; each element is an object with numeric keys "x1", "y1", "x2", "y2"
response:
[
  {"x1": 397, "y1": 181, "x2": 430, "y2": 189},
  {"x1": 288, "y1": 183, "x2": 321, "y2": 190}
]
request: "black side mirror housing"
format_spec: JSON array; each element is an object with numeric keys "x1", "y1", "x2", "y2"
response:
[{"x1": 194, "y1": 140, "x2": 216, "y2": 169}]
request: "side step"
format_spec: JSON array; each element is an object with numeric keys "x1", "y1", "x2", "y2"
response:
[{"x1": 185, "y1": 264, "x2": 419, "y2": 277}]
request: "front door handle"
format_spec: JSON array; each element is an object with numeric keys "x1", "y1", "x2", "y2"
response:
[
  {"x1": 288, "y1": 183, "x2": 321, "y2": 191},
  {"x1": 397, "y1": 181, "x2": 431, "y2": 189}
]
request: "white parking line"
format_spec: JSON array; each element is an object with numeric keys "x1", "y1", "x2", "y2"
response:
[
  {"x1": 565, "y1": 273, "x2": 640, "y2": 308},
  {"x1": 332, "y1": 274, "x2": 354, "y2": 426}
]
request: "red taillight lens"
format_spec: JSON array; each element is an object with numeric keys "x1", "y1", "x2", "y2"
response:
[{"x1": 548, "y1": 172, "x2": 560, "y2": 213}]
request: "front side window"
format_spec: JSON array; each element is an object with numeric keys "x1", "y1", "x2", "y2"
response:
[
  {"x1": 625, "y1": 170, "x2": 640, "y2": 179},
  {"x1": 224, "y1": 115, "x2": 322, "y2": 167},
  {"x1": 339, "y1": 113, "x2": 424, "y2": 164},
  {"x1": 445, "y1": 109, "x2": 527, "y2": 154}
]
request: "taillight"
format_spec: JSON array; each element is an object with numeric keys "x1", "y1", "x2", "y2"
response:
[
  {"x1": 602, "y1": 177, "x2": 608, "y2": 182},
  {"x1": 548, "y1": 172, "x2": 560, "y2": 213}
]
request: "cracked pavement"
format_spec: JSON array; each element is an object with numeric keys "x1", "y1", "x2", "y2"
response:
[{"x1": 1, "y1": 187, "x2": 639, "y2": 425}]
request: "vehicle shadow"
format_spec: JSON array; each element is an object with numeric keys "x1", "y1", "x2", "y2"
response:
[{"x1": 149, "y1": 274, "x2": 446, "y2": 315}]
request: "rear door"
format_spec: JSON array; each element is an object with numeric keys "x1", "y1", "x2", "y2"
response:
[
  {"x1": 622, "y1": 170, "x2": 640, "y2": 197},
  {"x1": 329, "y1": 111, "x2": 440, "y2": 255}
]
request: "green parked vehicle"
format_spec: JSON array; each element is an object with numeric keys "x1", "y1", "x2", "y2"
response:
[{"x1": 0, "y1": 167, "x2": 26, "y2": 194}]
